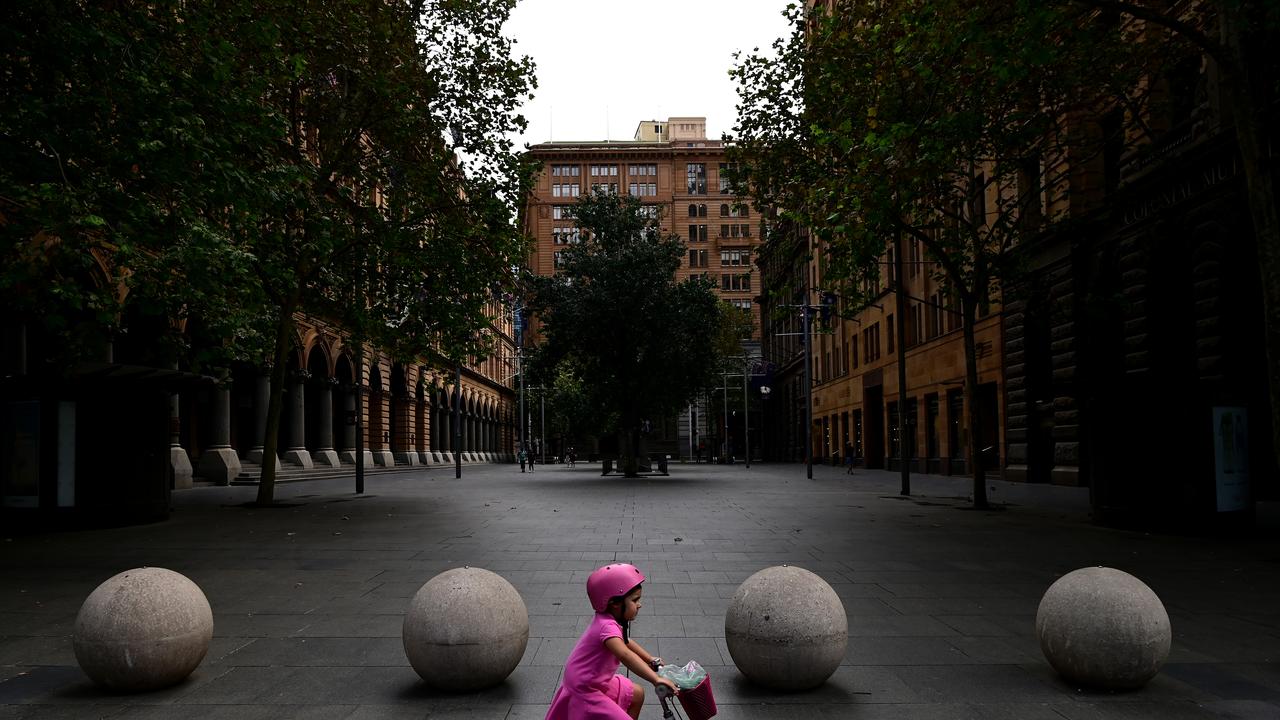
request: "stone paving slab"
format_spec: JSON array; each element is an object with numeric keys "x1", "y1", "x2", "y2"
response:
[{"x1": 2, "y1": 461, "x2": 1279, "y2": 718}]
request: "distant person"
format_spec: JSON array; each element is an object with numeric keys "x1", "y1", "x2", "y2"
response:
[
  {"x1": 518, "y1": 448, "x2": 527, "y2": 473},
  {"x1": 844, "y1": 442, "x2": 855, "y2": 474}
]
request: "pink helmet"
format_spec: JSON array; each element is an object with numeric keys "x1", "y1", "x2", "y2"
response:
[{"x1": 586, "y1": 563, "x2": 645, "y2": 612}]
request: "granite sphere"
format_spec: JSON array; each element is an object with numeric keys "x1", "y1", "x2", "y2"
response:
[
  {"x1": 403, "y1": 567, "x2": 529, "y2": 691},
  {"x1": 73, "y1": 567, "x2": 213, "y2": 692},
  {"x1": 724, "y1": 565, "x2": 847, "y2": 690},
  {"x1": 1036, "y1": 566, "x2": 1171, "y2": 689}
]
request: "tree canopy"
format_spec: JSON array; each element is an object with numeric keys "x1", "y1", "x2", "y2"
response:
[{"x1": 1, "y1": 0, "x2": 536, "y2": 503}]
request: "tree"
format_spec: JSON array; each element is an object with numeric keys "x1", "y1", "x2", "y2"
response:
[
  {"x1": 2, "y1": 0, "x2": 536, "y2": 505},
  {"x1": 730, "y1": 0, "x2": 1135, "y2": 507},
  {"x1": 221, "y1": 0, "x2": 534, "y2": 505},
  {"x1": 528, "y1": 191, "x2": 731, "y2": 477},
  {"x1": 1060, "y1": 0, "x2": 1280, "y2": 503}
]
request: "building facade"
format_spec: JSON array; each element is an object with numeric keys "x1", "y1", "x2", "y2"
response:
[
  {"x1": 758, "y1": 230, "x2": 1005, "y2": 473},
  {"x1": 522, "y1": 117, "x2": 763, "y2": 460},
  {"x1": 1003, "y1": 75, "x2": 1276, "y2": 525},
  {"x1": 1, "y1": 302, "x2": 519, "y2": 525}
]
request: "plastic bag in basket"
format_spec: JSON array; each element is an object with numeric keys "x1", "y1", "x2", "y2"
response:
[{"x1": 657, "y1": 660, "x2": 707, "y2": 690}]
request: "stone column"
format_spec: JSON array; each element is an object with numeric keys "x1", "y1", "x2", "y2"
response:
[
  {"x1": 440, "y1": 394, "x2": 454, "y2": 464},
  {"x1": 283, "y1": 373, "x2": 313, "y2": 468},
  {"x1": 417, "y1": 399, "x2": 433, "y2": 465},
  {"x1": 371, "y1": 385, "x2": 395, "y2": 468},
  {"x1": 393, "y1": 394, "x2": 418, "y2": 466},
  {"x1": 245, "y1": 374, "x2": 279, "y2": 469},
  {"x1": 340, "y1": 385, "x2": 358, "y2": 463},
  {"x1": 197, "y1": 382, "x2": 241, "y2": 485},
  {"x1": 430, "y1": 399, "x2": 443, "y2": 464},
  {"x1": 169, "y1": 391, "x2": 193, "y2": 489},
  {"x1": 313, "y1": 380, "x2": 340, "y2": 467}
]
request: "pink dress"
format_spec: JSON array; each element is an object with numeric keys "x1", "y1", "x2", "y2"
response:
[{"x1": 545, "y1": 613, "x2": 634, "y2": 719}]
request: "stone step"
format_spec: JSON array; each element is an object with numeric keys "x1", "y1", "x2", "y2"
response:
[{"x1": 229, "y1": 457, "x2": 510, "y2": 486}]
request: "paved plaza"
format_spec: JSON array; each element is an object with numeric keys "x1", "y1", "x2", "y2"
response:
[{"x1": 2, "y1": 461, "x2": 1279, "y2": 719}]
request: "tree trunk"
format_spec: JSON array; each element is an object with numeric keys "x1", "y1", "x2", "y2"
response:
[
  {"x1": 961, "y1": 294, "x2": 989, "y2": 509},
  {"x1": 621, "y1": 413, "x2": 640, "y2": 477},
  {"x1": 1219, "y1": 3, "x2": 1280, "y2": 479},
  {"x1": 255, "y1": 295, "x2": 299, "y2": 506},
  {"x1": 894, "y1": 229, "x2": 911, "y2": 496}
]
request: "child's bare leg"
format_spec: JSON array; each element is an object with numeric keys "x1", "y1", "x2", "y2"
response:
[{"x1": 628, "y1": 680, "x2": 643, "y2": 719}]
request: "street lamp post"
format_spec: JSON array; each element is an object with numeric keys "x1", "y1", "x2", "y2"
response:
[
  {"x1": 454, "y1": 364, "x2": 462, "y2": 479},
  {"x1": 760, "y1": 385, "x2": 772, "y2": 462},
  {"x1": 743, "y1": 357, "x2": 750, "y2": 469},
  {"x1": 803, "y1": 304, "x2": 813, "y2": 479},
  {"x1": 722, "y1": 370, "x2": 730, "y2": 463}
]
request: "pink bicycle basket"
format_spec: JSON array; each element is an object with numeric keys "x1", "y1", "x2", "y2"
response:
[{"x1": 677, "y1": 675, "x2": 717, "y2": 720}]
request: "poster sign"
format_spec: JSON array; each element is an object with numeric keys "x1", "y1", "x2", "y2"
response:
[{"x1": 1213, "y1": 406, "x2": 1249, "y2": 512}]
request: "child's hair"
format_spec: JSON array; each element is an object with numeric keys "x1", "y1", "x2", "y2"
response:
[{"x1": 607, "y1": 584, "x2": 641, "y2": 644}]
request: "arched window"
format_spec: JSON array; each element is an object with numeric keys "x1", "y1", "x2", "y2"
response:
[
  {"x1": 720, "y1": 204, "x2": 730, "y2": 217},
  {"x1": 688, "y1": 204, "x2": 698, "y2": 217},
  {"x1": 698, "y1": 204, "x2": 708, "y2": 217}
]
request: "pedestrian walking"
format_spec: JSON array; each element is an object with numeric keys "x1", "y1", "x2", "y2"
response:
[
  {"x1": 844, "y1": 442, "x2": 855, "y2": 474},
  {"x1": 528, "y1": 448, "x2": 536, "y2": 472},
  {"x1": 518, "y1": 448, "x2": 527, "y2": 473},
  {"x1": 544, "y1": 563, "x2": 676, "y2": 719}
]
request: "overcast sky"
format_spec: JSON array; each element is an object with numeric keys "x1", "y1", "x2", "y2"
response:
[{"x1": 503, "y1": 0, "x2": 793, "y2": 149}]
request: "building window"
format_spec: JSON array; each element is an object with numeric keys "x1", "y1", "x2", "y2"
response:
[
  {"x1": 720, "y1": 204, "x2": 730, "y2": 217},
  {"x1": 552, "y1": 183, "x2": 580, "y2": 198},
  {"x1": 629, "y1": 183, "x2": 656, "y2": 197},
  {"x1": 863, "y1": 323, "x2": 881, "y2": 363},
  {"x1": 590, "y1": 164, "x2": 618, "y2": 177},
  {"x1": 887, "y1": 314, "x2": 895, "y2": 354},
  {"x1": 590, "y1": 182, "x2": 617, "y2": 194},
  {"x1": 552, "y1": 206, "x2": 575, "y2": 220},
  {"x1": 688, "y1": 249, "x2": 708, "y2": 268},
  {"x1": 686, "y1": 163, "x2": 707, "y2": 195},
  {"x1": 553, "y1": 250, "x2": 565, "y2": 268},
  {"x1": 637, "y1": 205, "x2": 658, "y2": 219},
  {"x1": 628, "y1": 164, "x2": 657, "y2": 176},
  {"x1": 688, "y1": 224, "x2": 707, "y2": 242},
  {"x1": 720, "y1": 249, "x2": 749, "y2": 267},
  {"x1": 720, "y1": 273, "x2": 751, "y2": 292},
  {"x1": 718, "y1": 162, "x2": 738, "y2": 193},
  {"x1": 551, "y1": 164, "x2": 580, "y2": 178},
  {"x1": 731, "y1": 299, "x2": 752, "y2": 311},
  {"x1": 688, "y1": 204, "x2": 698, "y2": 217},
  {"x1": 552, "y1": 227, "x2": 581, "y2": 245}
]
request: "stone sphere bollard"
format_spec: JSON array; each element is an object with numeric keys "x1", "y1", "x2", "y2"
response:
[
  {"x1": 402, "y1": 567, "x2": 529, "y2": 691},
  {"x1": 73, "y1": 567, "x2": 213, "y2": 692},
  {"x1": 725, "y1": 565, "x2": 847, "y2": 690},
  {"x1": 1036, "y1": 566, "x2": 1171, "y2": 689}
]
